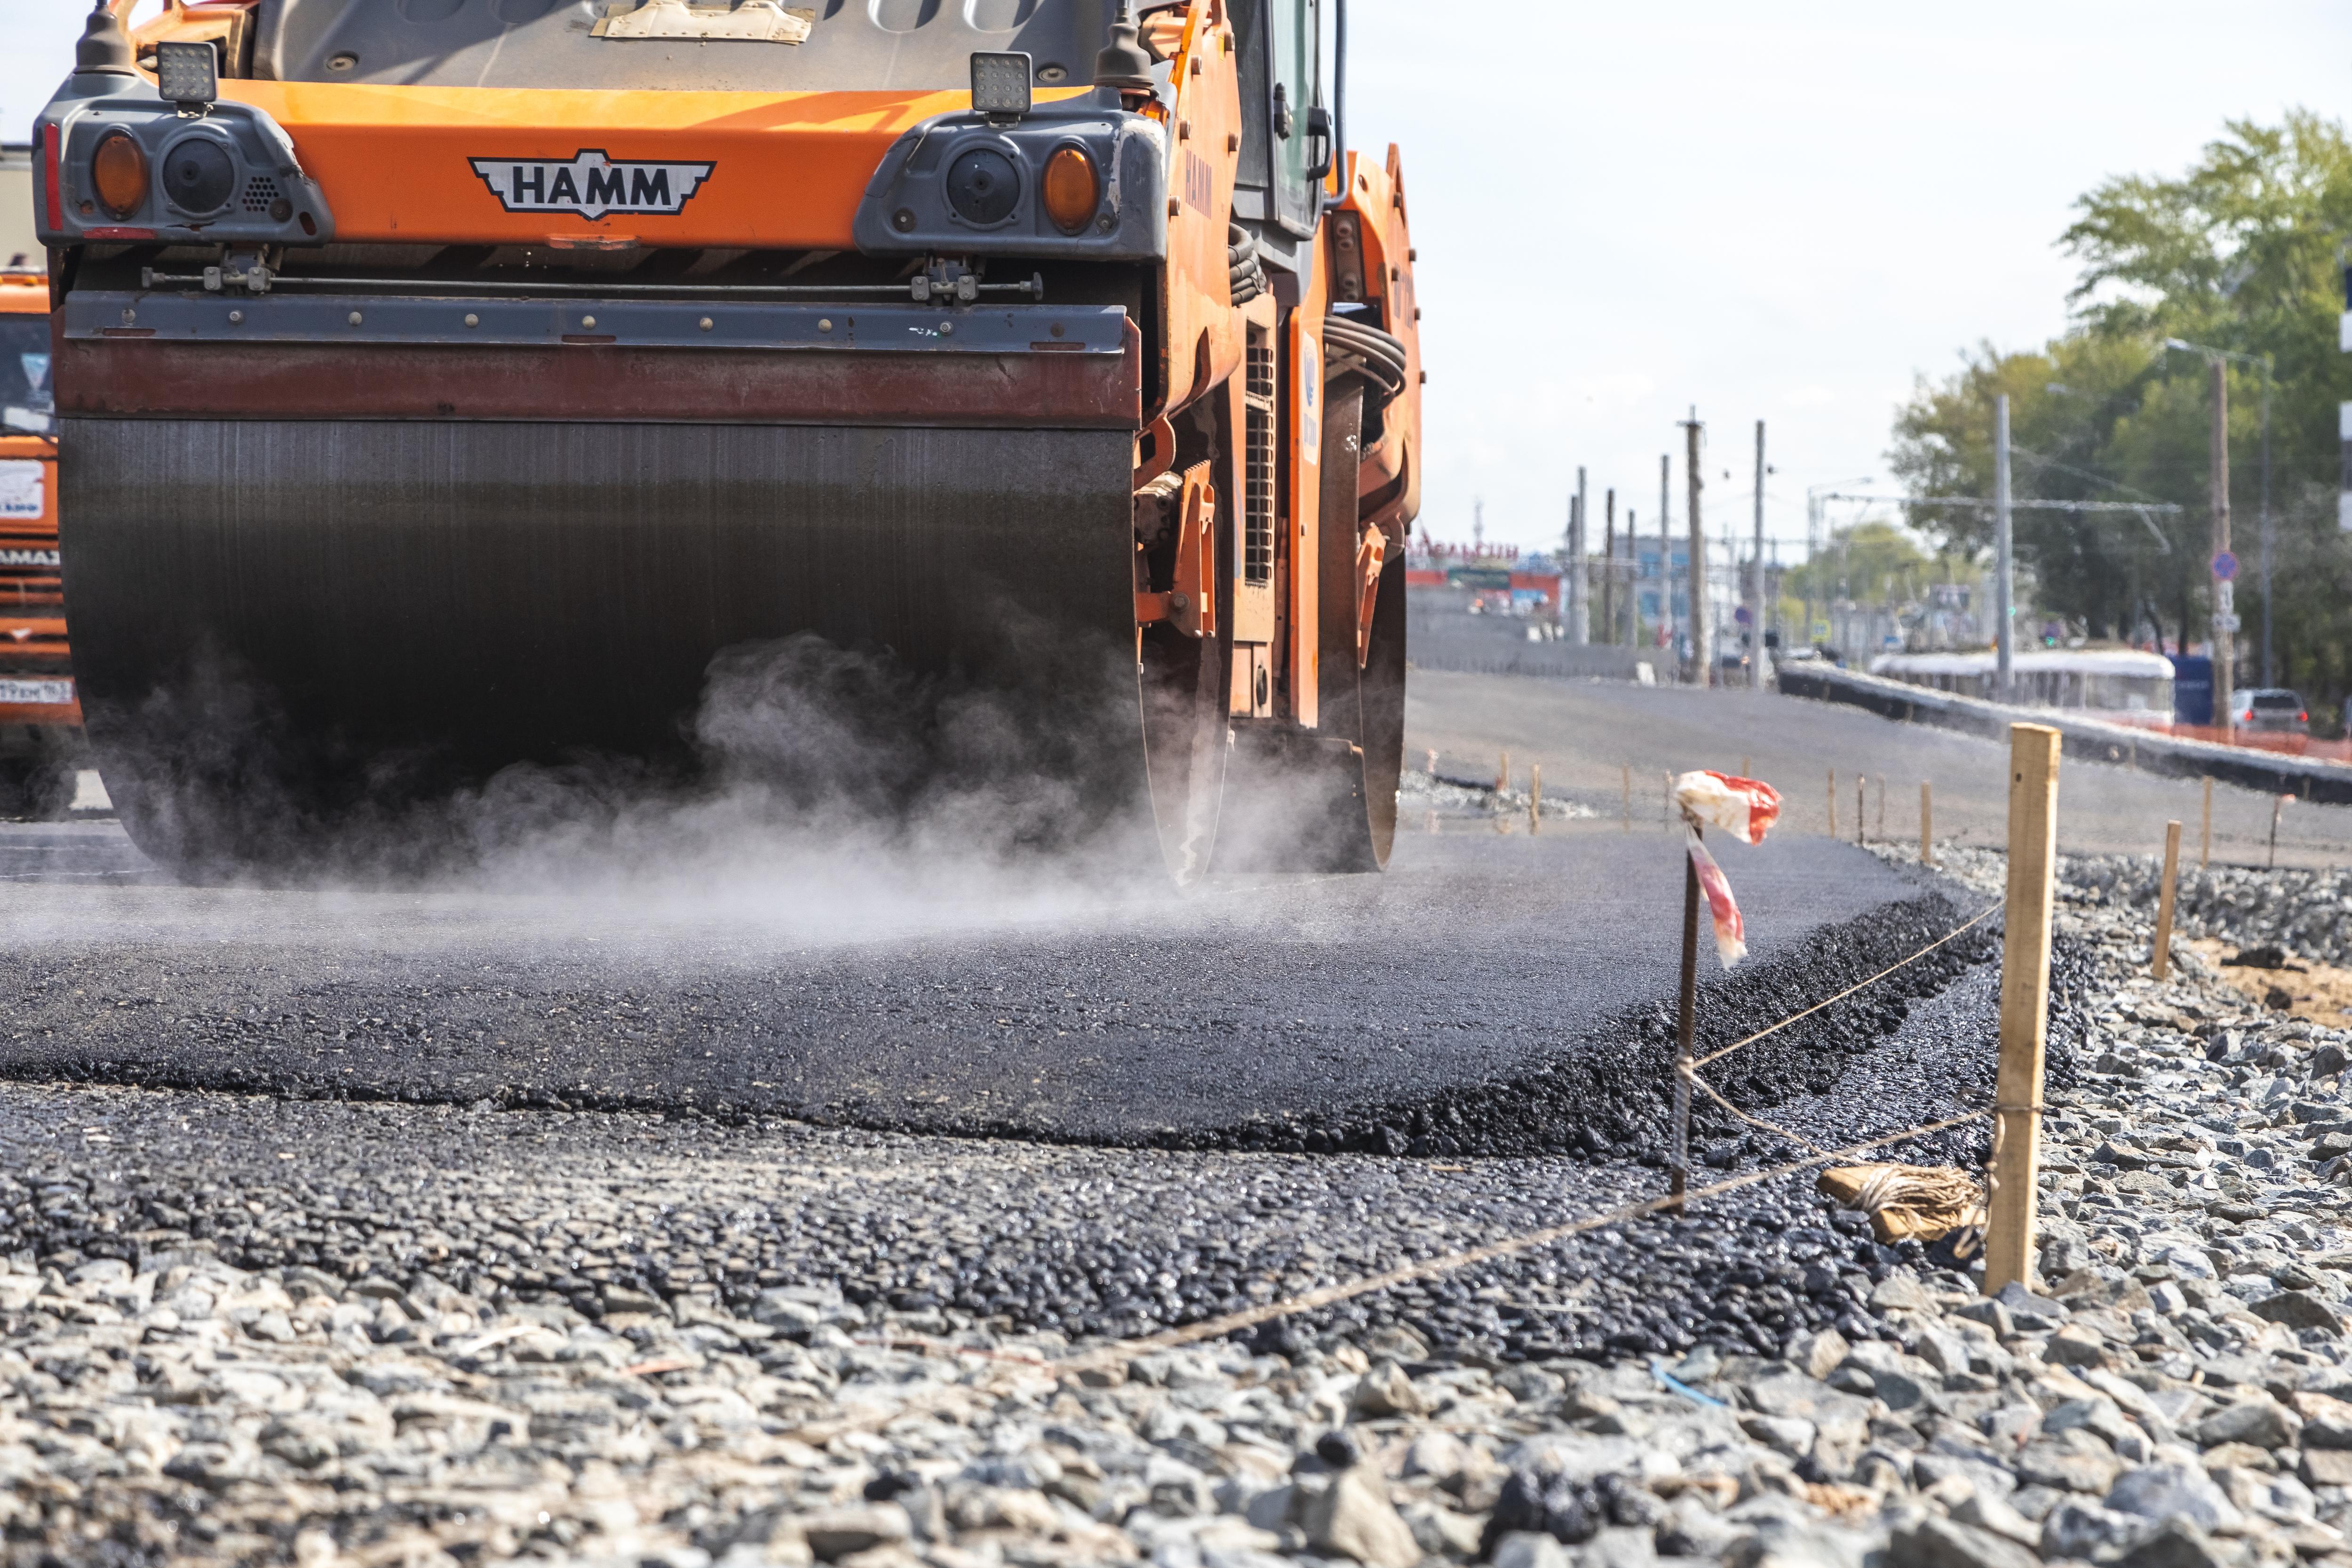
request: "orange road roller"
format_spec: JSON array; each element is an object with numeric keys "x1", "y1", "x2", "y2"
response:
[{"x1": 33, "y1": 0, "x2": 1420, "y2": 876}]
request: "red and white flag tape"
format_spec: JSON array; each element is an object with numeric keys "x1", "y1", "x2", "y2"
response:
[
  {"x1": 1671, "y1": 771, "x2": 1782, "y2": 970},
  {"x1": 1686, "y1": 831, "x2": 1746, "y2": 968},
  {"x1": 1671, "y1": 770, "x2": 1781, "y2": 846}
]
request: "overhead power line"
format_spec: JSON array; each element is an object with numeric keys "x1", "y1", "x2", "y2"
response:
[{"x1": 1816, "y1": 493, "x2": 2182, "y2": 514}]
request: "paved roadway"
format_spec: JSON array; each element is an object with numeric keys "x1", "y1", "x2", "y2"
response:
[
  {"x1": 1407, "y1": 671, "x2": 2352, "y2": 868},
  {"x1": 0, "y1": 675, "x2": 2046, "y2": 1364},
  {"x1": 0, "y1": 819, "x2": 1955, "y2": 1154}
]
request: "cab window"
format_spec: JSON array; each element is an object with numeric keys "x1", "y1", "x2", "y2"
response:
[
  {"x1": 1229, "y1": 0, "x2": 1320, "y2": 238},
  {"x1": 0, "y1": 318, "x2": 50, "y2": 436},
  {"x1": 1268, "y1": 0, "x2": 1319, "y2": 235}
]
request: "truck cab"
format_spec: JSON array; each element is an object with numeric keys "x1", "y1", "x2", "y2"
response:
[{"x1": 0, "y1": 144, "x2": 82, "y2": 818}]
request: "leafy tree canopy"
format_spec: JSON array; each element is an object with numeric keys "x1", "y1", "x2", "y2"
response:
[
  {"x1": 1886, "y1": 111, "x2": 2352, "y2": 715},
  {"x1": 1783, "y1": 519, "x2": 1942, "y2": 607}
]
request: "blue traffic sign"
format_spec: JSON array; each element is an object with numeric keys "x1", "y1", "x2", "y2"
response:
[{"x1": 2213, "y1": 551, "x2": 2239, "y2": 581}]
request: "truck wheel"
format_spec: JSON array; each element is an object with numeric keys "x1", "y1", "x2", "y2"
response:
[{"x1": 0, "y1": 758, "x2": 73, "y2": 821}]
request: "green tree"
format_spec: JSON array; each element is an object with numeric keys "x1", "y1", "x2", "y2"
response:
[
  {"x1": 1784, "y1": 519, "x2": 1934, "y2": 606},
  {"x1": 1887, "y1": 111, "x2": 2352, "y2": 724}
]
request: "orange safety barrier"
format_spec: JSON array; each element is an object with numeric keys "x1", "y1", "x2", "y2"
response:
[{"x1": 2159, "y1": 724, "x2": 2352, "y2": 765}]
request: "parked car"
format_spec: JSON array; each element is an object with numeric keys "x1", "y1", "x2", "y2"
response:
[{"x1": 2231, "y1": 688, "x2": 2309, "y2": 733}]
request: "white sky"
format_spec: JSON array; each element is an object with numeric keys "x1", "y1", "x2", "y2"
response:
[
  {"x1": 3, "y1": 0, "x2": 2344, "y2": 564},
  {"x1": 1345, "y1": 0, "x2": 2352, "y2": 559}
]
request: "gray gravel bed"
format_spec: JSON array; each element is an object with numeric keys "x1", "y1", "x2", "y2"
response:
[
  {"x1": 8, "y1": 849, "x2": 2352, "y2": 1565},
  {"x1": 2065, "y1": 858, "x2": 2352, "y2": 970}
]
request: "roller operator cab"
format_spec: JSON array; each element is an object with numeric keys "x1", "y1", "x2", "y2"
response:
[{"x1": 35, "y1": 0, "x2": 1421, "y2": 879}]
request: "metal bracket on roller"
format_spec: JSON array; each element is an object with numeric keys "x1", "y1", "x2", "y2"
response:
[
  {"x1": 1355, "y1": 525, "x2": 1386, "y2": 670},
  {"x1": 1133, "y1": 461, "x2": 1216, "y2": 640}
]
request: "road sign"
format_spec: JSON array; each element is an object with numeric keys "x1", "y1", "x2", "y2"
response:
[
  {"x1": 2214, "y1": 613, "x2": 2242, "y2": 633},
  {"x1": 2212, "y1": 551, "x2": 2238, "y2": 581},
  {"x1": 1733, "y1": 605, "x2": 1752, "y2": 626}
]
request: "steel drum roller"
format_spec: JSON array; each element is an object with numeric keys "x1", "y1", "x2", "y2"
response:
[{"x1": 61, "y1": 417, "x2": 1146, "y2": 868}]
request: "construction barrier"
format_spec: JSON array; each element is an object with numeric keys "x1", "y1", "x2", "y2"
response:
[{"x1": 1779, "y1": 661, "x2": 2352, "y2": 805}]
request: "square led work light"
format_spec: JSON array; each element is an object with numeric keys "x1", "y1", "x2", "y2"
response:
[
  {"x1": 155, "y1": 40, "x2": 220, "y2": 106},
  {"x1": 970, "y1": 52, "x2": 1033, "y2": 120}
]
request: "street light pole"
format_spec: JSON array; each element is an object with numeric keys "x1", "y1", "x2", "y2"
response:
[
  {"x1": 2260, "y1": 369, "x2": 2273, "y2": 687},
  {"x1": 1682, "y1": 410, "x2": 1706, "y2": 685},
  {"x1": 1803, "y1": 477, "x2": 1871, "y2": 659},
  {"x1": 1752, "y1": 420, "x2": 1766, "y2": 690},
  {"x1": 1995, "y1": 394, "x2": 2014, "y2": 694},
  {"x1": 2163, "y1": 338, "x2": 2269, "y2": 719},
  {"x1": 1659, "y1": 453, "x2": 1672, "y2": 666},
  {"x1": 1569, "y1": 467, "x2": 1589, "y2": 645},
  {"x1": 2209, "y1": 358, "x2": 2234, "y2": 733}
]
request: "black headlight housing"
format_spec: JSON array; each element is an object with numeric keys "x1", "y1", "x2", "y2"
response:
[
  {"x1": 34, "y1": 77, "x2": 333, "y2": 247},
  {"x1": 852, "y1": 101, "x2": 1166, "y2": 262}
]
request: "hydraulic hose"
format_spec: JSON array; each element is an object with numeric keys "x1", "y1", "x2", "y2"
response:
[
  {"x1": 1322, "y1": 310, "x2": 1407, "y2": 399},
  {"x1": 1228, "y1": 223, "x2": 1266, "y2": 307}
]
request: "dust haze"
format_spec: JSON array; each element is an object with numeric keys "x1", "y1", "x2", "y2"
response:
[{"x1": 38, "y1": 630, "x2": 1368, "y2": 955}]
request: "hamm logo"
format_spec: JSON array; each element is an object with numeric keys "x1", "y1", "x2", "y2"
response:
[{"x1": 468, "y1": 151, "x2": 715, "y2": 221}]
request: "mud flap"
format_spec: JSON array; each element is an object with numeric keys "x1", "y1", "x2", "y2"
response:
[{"x1": 1211, "y1": 723, "x2": 1381, "y2": 874}]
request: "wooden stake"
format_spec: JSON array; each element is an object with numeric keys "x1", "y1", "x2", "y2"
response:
[
  {"x1": 1827, "y1": 769, "x2": 1837, "y2": 838},
  {"x1": 1741, "y1": 754, "x2": 1751, "y2": 779},
  {"x1": 1920, "y1": 781, "x2": 1933, "y2": 866},
  {"x1": 1876, "y1": 775, "x2": 1886, "y2": 838},
  {"x1": 1856, "y1": 774, "x2": 1866, "y2": 846},
  {"x1": 1985, "y1": 723, "x2": 2061, "y2": 1297},
  {"x1": 1425, "y1": 748, "x2": 1438, "y2": 778},
  {"x1": 1670, "y1": 827, "x2": 1700, "y2": 1212},
  {"x1": 1529, "y1": 764, "x2": 1542, "y2": 834},
  {"x1": 2153, "y1": 819, "x2": 2182, "y2": 981},
  {"x1": 2270, "y1": 794, "x2": 2288, "y2": 869},
  {"x1": 1498, "y1": 751, "x2": 1509, "y2": 793},
  {"x1": 2201, "y1": 777, "x2": 2212, "y2": 868}
]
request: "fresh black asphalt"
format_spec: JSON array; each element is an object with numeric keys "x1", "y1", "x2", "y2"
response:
[{"x1": 0, "y1": 823, "x2": 1973, "y2": 1154}]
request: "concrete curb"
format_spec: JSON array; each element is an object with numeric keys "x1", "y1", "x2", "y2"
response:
[{"x1": 1776, "y1": 662, "x2": 2352, "y2": 805}]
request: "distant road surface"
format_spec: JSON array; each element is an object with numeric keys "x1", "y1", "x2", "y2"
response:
[{"x1": 1406, "y1": 669, "x2": 2350, "y2": 869}]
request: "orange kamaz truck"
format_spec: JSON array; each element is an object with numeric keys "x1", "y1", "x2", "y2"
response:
[
  {"x1": 0, "y1": 143, "x2": 81, "y2": 819},
  {"x1": 34, "y1": 0, "x2": 1419, "y2": 876}
]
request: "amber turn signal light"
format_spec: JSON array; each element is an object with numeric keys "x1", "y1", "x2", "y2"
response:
[
  {"x1": 1041, "y1": 146, "x2": 1098, "y2": 236},
  {"x1": 92, "y1": 130, "x2": 149, "y2": 219}
]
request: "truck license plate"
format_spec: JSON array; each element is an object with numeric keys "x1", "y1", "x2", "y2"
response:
[{"x1": 0, "y1": 678, "x2": 72, "y2": 706}]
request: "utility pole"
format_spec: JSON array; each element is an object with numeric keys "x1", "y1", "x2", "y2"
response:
[
  {"x1": 1682, "y1": 411, "x2": 1706, "y2": 685},
  {"x1": 1555, "y1": 492, "x2": 1570, "y2": 632},
  {"x1": 1751, "y1": 420, "x2": 1766, "y2": 690},
  {"x1": 1569, "y1": 467, "x2": 1589, "y2": 644},
  {"x1": 1994, "y1": 394, "x2": 2014, "y2": 695},
  {"x1": 1601, "y1": 488, "x2": 1617, "y2": 647},
  {"x1": 2259, "y1": 368, "x2": 2273, "y2": 688},
  {"x1": 1624, "y1": 509, "x2": 1636, "y2": 643},
  {"x1": 2209, "y1": 358, "x2": 2234, "y2": 729},
  {"x1": 1659, "y1": 454, "x2": 1672, "y2": 667}
]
